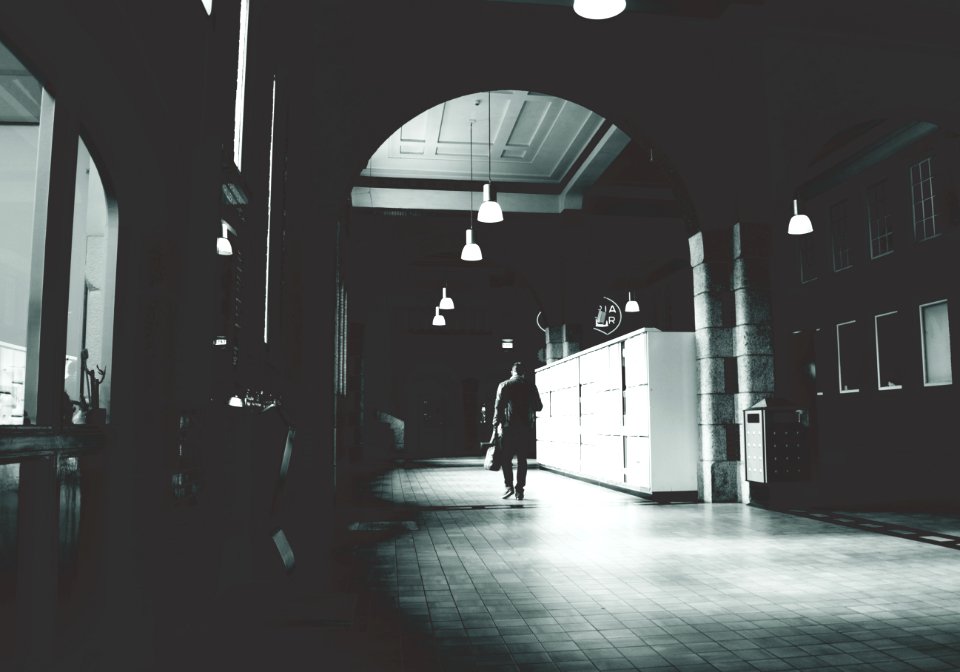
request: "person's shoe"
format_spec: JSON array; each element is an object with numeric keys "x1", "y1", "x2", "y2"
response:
[
  {"x1": 502, "y1": 487, "x2": 515, "y2": 499},
  {"x1": 516, "y1": 488, "x2": 524, "y2": 501}
]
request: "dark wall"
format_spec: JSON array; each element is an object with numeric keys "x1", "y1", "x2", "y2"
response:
[{"x1": 772, "y1": 126, "x2": 960, "y2": 508}]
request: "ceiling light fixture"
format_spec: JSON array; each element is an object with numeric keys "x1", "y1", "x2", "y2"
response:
[
  {"x1": 625, "y1": 291, "x2": 639, "y2": 313},
  {"x1": 217, "y1": 221, "x2": 234, "y2": 256},
  {"x1": 461, "y1": 121, "x2": 483, "y2": 261},
  {"x1": 439, "y1": 287, "x2": 455, "y2": 310},
  {"x1": 501, "y1": 338, "x2": 514, "y2": 349},
  {"x1": 477, "y1": 92, "x2": 503, "y2": 223},
  {"x1": 432, "y1": 306, "x2": 446, "y2": 327},
  {"x1": 788, "y1": 199, "x2": 813, "y2": 235},
  {"x1": 573, "y1": 0, "x2": 626, "y2": 20}
]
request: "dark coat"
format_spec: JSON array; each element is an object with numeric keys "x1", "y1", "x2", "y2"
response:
[{"x1": 493, "y1": 375, "x2": 543, "y2": 429}]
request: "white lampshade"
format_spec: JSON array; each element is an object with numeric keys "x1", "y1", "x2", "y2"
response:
[
  {"x1": 573, "y1": 0, "x2": 626, "y2": 20},
  {"x1": 228, "y1": 395, "x2": 244, "y2": 408},
  {"x1": 477, "y1": 184, "x2": 503, "y2": 223},
  {"x1": 432, "y1": 306, "x2": 446, "y2": 326},
  {"x1": 461, "y1": 229, "x2": 483, "y2": 261},
  {"x1": 625, "y1": 291, "x2": 639, "y2": 313},
  {"x1": 788, "y1": 199, "x2": 813, "y2": 235},
  {"x1": 439, "y1": 287, "x2": 455, "y2": 310}
]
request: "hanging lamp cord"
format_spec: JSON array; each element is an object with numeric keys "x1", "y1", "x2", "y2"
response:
[
  {"x1": 488, "y1": 92, "x2": 493, "y2": 184},
  {"x1": 469, "y1": 120, "x2": 474, "y2": 230}
]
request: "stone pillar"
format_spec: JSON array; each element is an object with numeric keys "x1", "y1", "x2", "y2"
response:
[
  {"x1": 732, "y1": 222, "x2": 775, "y2": 502},
  {"x1": 689, "y1": 230, "x2": 740, "y2": 502},
  {"x1": 545, "y1": 324, "x2": 580, "y2": 363}
]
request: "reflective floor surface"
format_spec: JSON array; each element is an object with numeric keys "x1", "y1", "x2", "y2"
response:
[{"x1": 334, "y1": 460, "x2": 960, "y2": 671}]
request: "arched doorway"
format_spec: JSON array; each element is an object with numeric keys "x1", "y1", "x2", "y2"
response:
[{"x1": 343, "y1": 89, "x2": 702, "y2": 480}]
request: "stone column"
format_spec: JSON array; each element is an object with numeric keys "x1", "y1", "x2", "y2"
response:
[
  {"x1": 732, "y1": 222, "x2": 775, "y2": 502},
  {"x1": 545, "y1": 324, "x2": 580, "y2": 363},
  {"x1": 689, "y1": 230, "x2": 740, "y2": 502}
]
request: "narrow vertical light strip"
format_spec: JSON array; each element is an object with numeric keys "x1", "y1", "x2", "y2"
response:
[
  {"x1": 233, "y1": 0, "x2": 250, "y2": 170},
  {"x1": 264, "y1": 76, "x2": 277, "y2": 344}
]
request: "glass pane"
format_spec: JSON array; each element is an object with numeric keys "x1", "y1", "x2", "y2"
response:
[
  {"x1": 0, "y1": 40, "x2": 45, "y2": 425},
  {"x1": 875, "y1": 312, "x2": 904, "y2": 389},
  {"x1": 837, "y1": 321, "x2": 861, "y2": 392},
  {"x1": 64, "y1": 138, "x2": 117, "y2": 424},
  {"x1": 922, "y1": 301, "x2": 952, "y2": 385}
]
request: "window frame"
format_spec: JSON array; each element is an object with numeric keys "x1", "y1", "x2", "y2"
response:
[
  {"x1": 874, "y1": 311, "x2": 902, "y2": 391},
  {"x1": 866, "y1": 179, "x2": 894, "y2": 260},
  {"x1": 836, "y1": 320, "x2": 860, "y2": 394},
  {"x1": 909, "y1": 156, "x2": 938, "y2": 242},
  {"x1": 830, "y1": 199, "x2": 852, "y2": 272},
  {"x1": 919, "y1": 299, "x2": 953, "y2": 387}
]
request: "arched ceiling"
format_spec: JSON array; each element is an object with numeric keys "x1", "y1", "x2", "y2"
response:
[{"x1": 352, "y1": 90, "x2": 632, "y2": 214}]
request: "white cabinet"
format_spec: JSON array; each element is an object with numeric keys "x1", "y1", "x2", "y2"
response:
[{"x1": 536, "y1": 328, "x2": 699, "y2": 497}]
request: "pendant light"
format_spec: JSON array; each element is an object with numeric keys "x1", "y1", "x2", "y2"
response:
[
  {"x1": 439, "y1": 287, "x2": 455, "y2": 310},
  {"x1": 625, "y1": 291, "x2": 639, "y2": 313},
  {"x1": 432, "y1": 306, "x2": 446, "y2": 326},
  {"x1": 573, "y1": 0, "x2": 626, "y2": 20},
  {"x1": 788, "y1": 199, "x2": 813, "y2": 235},
  {"x1": 461, "y1": 120, "x2": 483, "y2": 261},
  {"x1": 477, "y1": 91, "x2": 503, "y2": 223}
]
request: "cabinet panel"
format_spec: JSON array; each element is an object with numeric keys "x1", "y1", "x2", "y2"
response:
[
  {"x1": 623, "y1": 385, "x2": 650, "y2": 436},
  {"x1": 625, "y1": 436, "x2": 651, "y2": 489},
  {"x1": 623, "y1": 333, "x2": 648, "y2": 387}
]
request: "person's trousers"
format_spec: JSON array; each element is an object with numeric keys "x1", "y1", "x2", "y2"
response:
[{"x1": 500, "y1": 425, "x2": 534, "y2": 489}]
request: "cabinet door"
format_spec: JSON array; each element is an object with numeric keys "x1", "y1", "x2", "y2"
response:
[
  {"x1": 623, "y1": 334, "x2": 648, "y2": 387},
  {"x1": 625, "y1": 436, "x2": 652, "y2": 490}
]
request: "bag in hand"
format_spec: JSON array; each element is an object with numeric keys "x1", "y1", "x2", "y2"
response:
[{"x1": 482, "y1": 438, "x2": 501, "y2": 471}]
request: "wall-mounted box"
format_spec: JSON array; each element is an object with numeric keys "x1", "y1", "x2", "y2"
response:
[{"x1": 743, "y1": 398, "x2": 811, "y2": 483}]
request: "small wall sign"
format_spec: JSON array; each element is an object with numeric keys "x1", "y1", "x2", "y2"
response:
[{"x1": 593, "y1": 297, "x2": 622, "y2": 336}]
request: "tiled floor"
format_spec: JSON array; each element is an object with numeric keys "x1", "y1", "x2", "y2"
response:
[{"x1": 339, "y1": 460, "x2": 960, "y2": 671}]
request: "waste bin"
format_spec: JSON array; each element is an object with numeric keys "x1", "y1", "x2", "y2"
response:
[{"x1": 743, "y1": 397, "x2": 810, "y2": 483}]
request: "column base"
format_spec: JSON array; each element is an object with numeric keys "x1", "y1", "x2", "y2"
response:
[{"x1": 698, "y1": 459, "x2": 742, "y2": 502}]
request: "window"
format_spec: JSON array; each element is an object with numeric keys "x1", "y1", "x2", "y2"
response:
[
  {"x1": 910, "y1": 157, "x2": 938, "y2": 241},
  {"x1": 836, "y1": 320, "x2": 862, "y2": 393},
  {"x1": 874, "y1": 311, "x2": 904, "y2": 390},
  {"x1": 866, "y1": 180, "x2": 893, "y2": 259},
  {"x1": 63, "y1": 138, "x2": 118, "y2": 423},
  {"x1": 799, "y1": 231, "x2": 820, "y2": 283},
  {"x1": 920, "y1": 300, "x2": 952, "y2": 386},
  {"x1": 0, "y1": 40, "x2": 47, "y2": 424},
  {"x1": 264, "y1": 76, "x2": 277, "y2": 344},
  {"x1": 233, "y1": 0, "x2": 250, "y2": 170},
  {"x1": 830, "y1": 200, "x2": 852, "y2": 271}
]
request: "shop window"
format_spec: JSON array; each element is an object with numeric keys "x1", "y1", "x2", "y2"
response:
[
  {"x1": 874, "y1": 311, "x2": 904, "y2": 390},
  {"x1": 920, "y1": 300, "x2": 952, "y2": 386},
  {"x1": 910, "y1": 157, "x2": 938, "y2": 241},
  {"x1": 0, "y1": 40, "x2": 47, "y2": 425},
  {"x1": 836, "y1": 320, "x2": 862, "y2": 393},
  {"x1": 63, "y1": 138, "x2": 118, "y2": 424},
  {"x1": 830, "y1": 200, "x2": 852, "y2": 271}
]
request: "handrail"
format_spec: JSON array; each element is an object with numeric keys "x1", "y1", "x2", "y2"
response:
[{"x1": 0, "y1": 425, "x2": 107, "y2": 462}]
